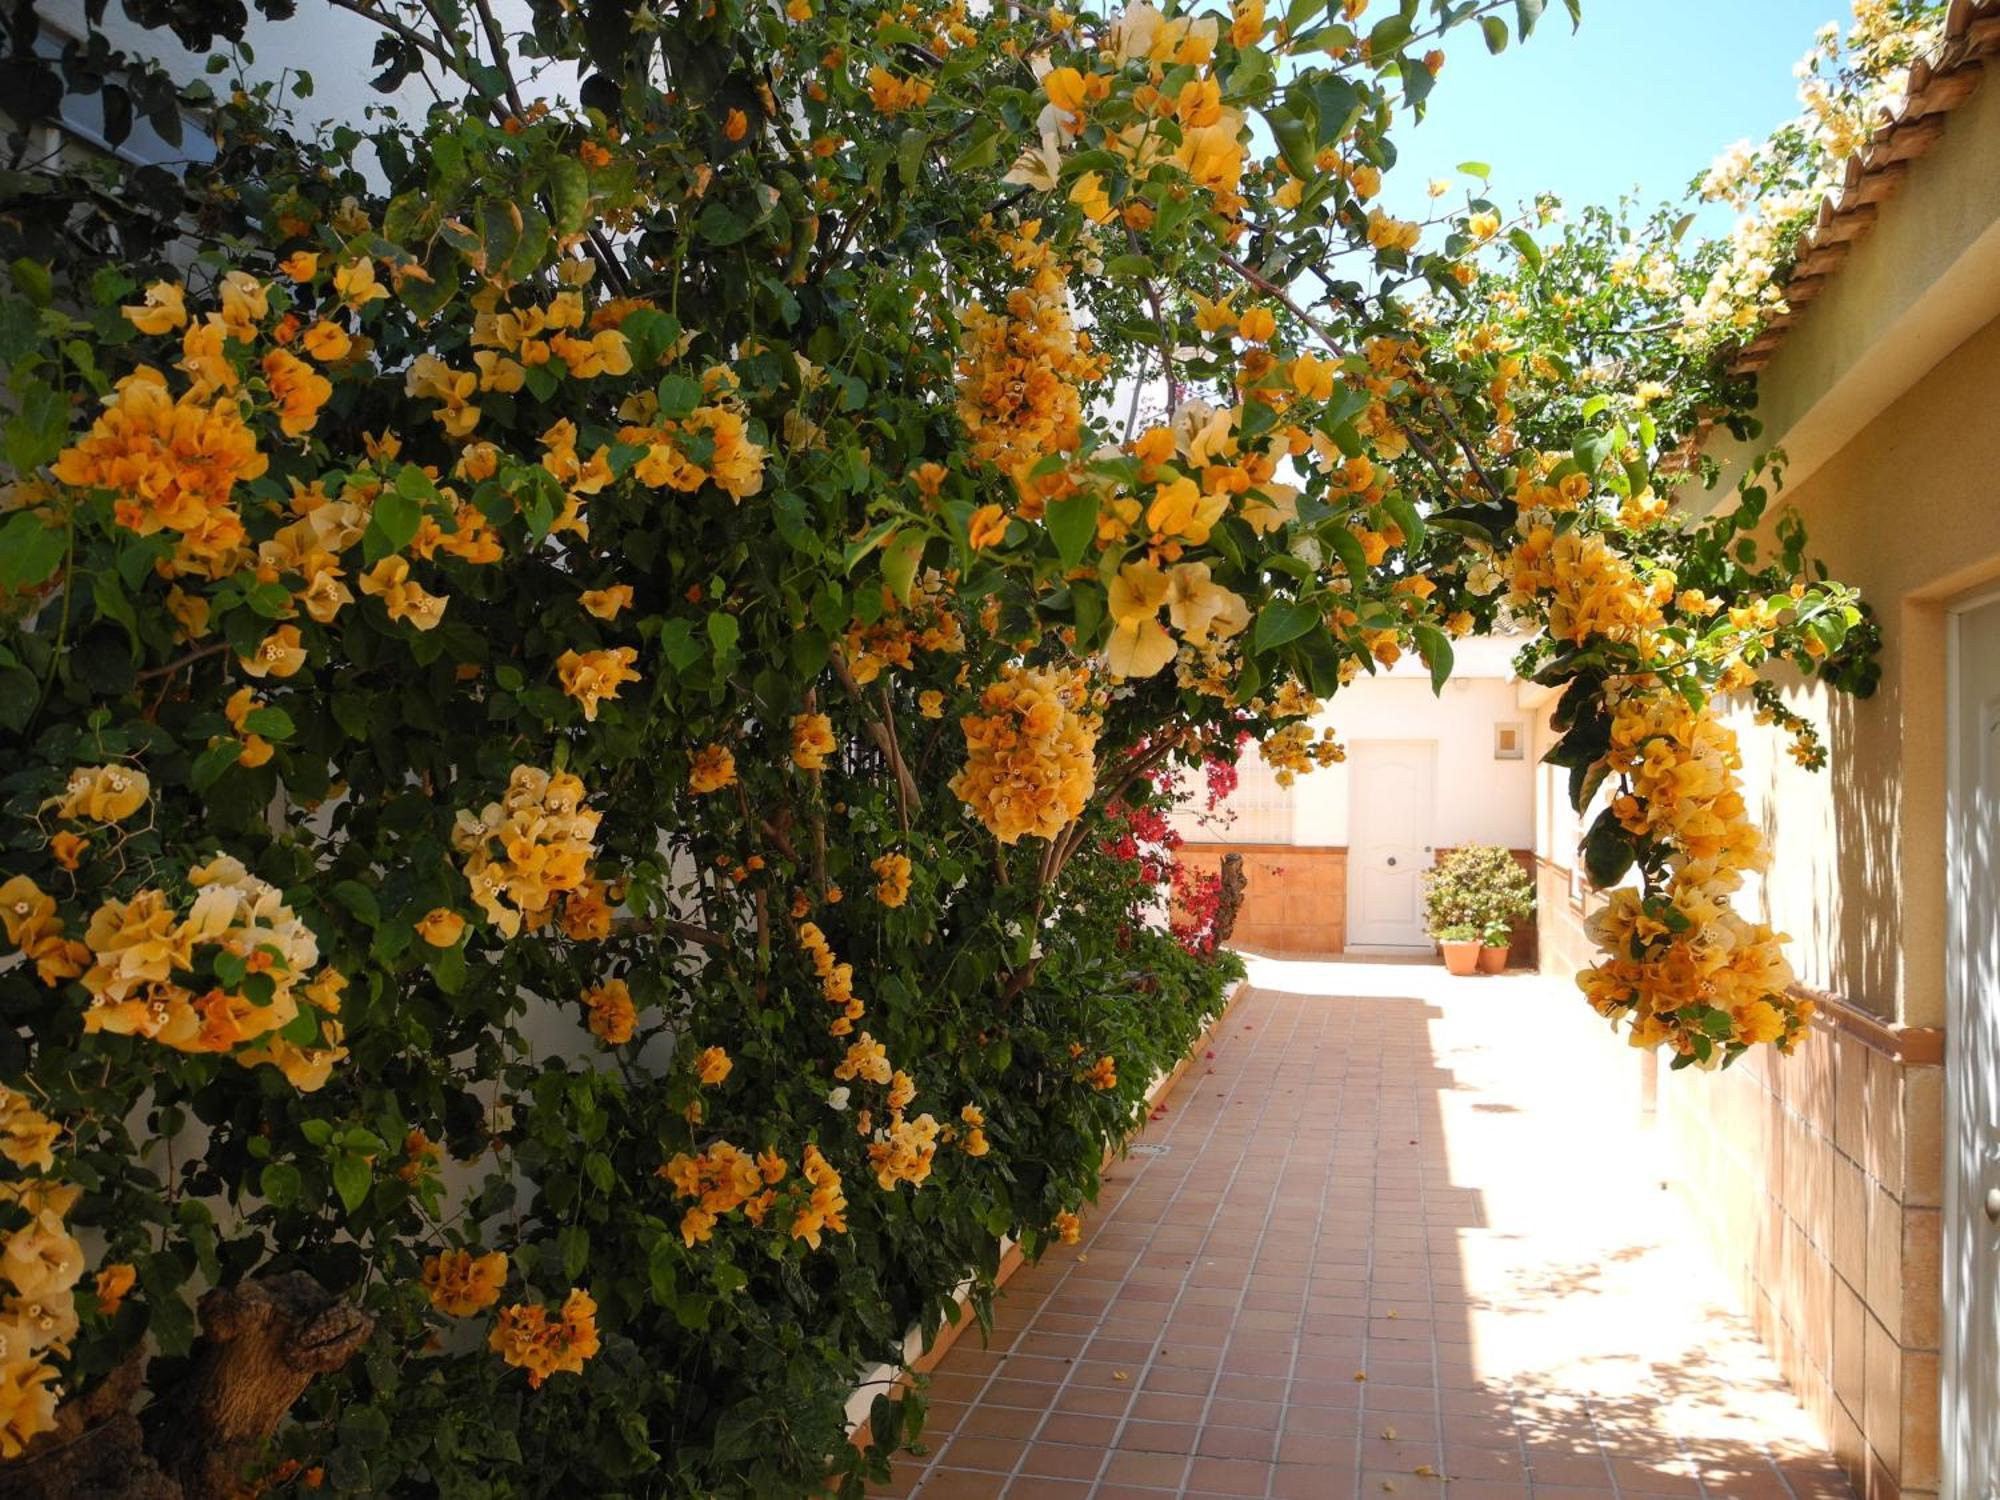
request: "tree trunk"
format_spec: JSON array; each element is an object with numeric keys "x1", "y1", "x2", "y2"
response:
[
  {"x1": 5, "y1": 1273, "x2": 373, "y2": 1500},
  {"x1": 1212, "y1": 852, "x2": 1247, "y2": 948}
]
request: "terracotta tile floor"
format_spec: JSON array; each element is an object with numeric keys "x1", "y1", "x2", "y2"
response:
[{"x1": 868, "y1": 958, "x2": 1855, "y2": 1500}]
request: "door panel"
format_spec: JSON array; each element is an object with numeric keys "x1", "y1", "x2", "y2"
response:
[
  {"x1": 1948, "y1": 595, "x2": 2000, "y2": 1499},
  {"x1": 1346, "y1": 741, "x2": 1436, "y2": 948}
]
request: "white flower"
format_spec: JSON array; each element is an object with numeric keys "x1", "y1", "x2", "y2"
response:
[{"x1": 827, "y1": 1086, "x2": 851, "y2": 1112}]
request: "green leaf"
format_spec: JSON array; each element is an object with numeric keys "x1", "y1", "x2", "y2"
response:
[
  {"x1": 242, "y1": 706, "x2": 295, "y2": 739},
  {"x1": 656, "y1": 373, "x2": 703, "y2": 418},
  {"x1": 1263, "y1": 104, "x2": 1316, "y2": 179},
  {"x1": 1480, "y1": 15, "x2": 1508, "y2": 51},
  {"x1": 190, "y1": 740, "x2": 244, "y2": 792},
  {"x1": 1507, "y1": 227, "x2": 1542, "y2": 272},
  {"x1": 332, "y1": 1154, "x2": 371, "y2": 1215},
  {"x1": 1324, "y1": 525, "x2": 1369, "y2": 580},
  {"x1": 1581, "y1": 812, "x2": 1634, "y2": 888},
  {"x1": 880, "y1": 528, "x2": 925, "y2": 604},
  {"x1": 1382, "y1": 494, "x2": 1425, "y2": 553},
  {"x1": 0, "y1": 512, "x2": 66, "y2": 590},
  {"x1": 549, "y1": 156, "x2": 591, "y2": 235},
  {"x1": 260, "y1": 1162, "x2": 302, "y2": 1208},
  {"x1": 1045, "y1": 492, "x2": 1098, "y2": 569},
  {"x1": 1573, "y1": 430, "x2": 1615, "y2": 477},
  {"x1": 897, "y1": 126, "x2": 927, "y2": 188},
  {"x1": 707, "y1": 610, "x2": 741, "y2": 660},
  {"x1": 1252, "y1": 598, "x2": 1319, "y2": 653},
  {"x1": 1309, "y1": 76, "x2": 1362, "y2": 147},
  {"x1": 1414, "y1": 623, "x2": 1454, "y2": 695},
  {"x1": 6, "y1": 381, "x2": 70, "y2": 473},
  {"x1": 331, "y1": 880, "x2": 381, "y2": 927}
]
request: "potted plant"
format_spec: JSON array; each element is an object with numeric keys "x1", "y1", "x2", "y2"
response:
[
  {"x1": 1437, "y1": 924, "x2": 1482, "y2": 976},
  {"x1": 1424, "y1": 845, "x2": 1536, "y2": 977}
]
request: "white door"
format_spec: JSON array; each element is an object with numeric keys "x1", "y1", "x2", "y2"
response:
[
  {"x1": 1947, "y1": 593, "x2": 2000, "y2": 1500},
  {"x1": 1346, "y1": 741, "x2": 1436, "y2": 949}
]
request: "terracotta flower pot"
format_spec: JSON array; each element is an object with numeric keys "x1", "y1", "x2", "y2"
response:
[
  {"x1": 1440, "y1": 940, "x2": 1481, "y2": 976},
  {"x1": 1478, "y1": 944, "x2": 1510, "y2": 974}
]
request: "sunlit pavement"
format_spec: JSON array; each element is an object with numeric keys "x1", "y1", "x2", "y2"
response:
[{"x1": 868, "y1": 956, "x2": 1854, "y2": 1499}]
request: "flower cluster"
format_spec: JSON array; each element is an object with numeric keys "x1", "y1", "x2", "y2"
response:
[
  {"x1": 452, "y1": 766, "x2": 600, "y2": 938},
  {"x1": 0, "y1": 1168, "x2": 84, "y2": 1457},
  {"x1": 1576, "y1": 692, "x2": 1809, "y2": 1059},
  {"x1": 663, "y1": 1141, "x2": 772, "y2": 1245},
  {"x1": 955, "y1": 224, "x2": 1101, "y2": 505},
  {"x1": 798, "y1": 921, "x2": 866, "y2": 1036},
  {"x1": 421, "y1": 1249, "x2": 508, "y2": 1317},
  {"x1": 951, "y1": 664, "x2": 1099, "y2": 844},
  {"x1": 488, "y1": 1288, "x2": 600, "y2": 1388},
  {"x1": 582, "y1": 979, "x2": 637, "y2": 1044},
  {"x1": 1507, "y1": 524, "x2": 1668, "y2": 648},
  {"x1": 41, "y1": 856, "x2": 345, "y2": 1091},
  {"x1": 871, "y1": 853, "x2": 911, "y2": 908}
]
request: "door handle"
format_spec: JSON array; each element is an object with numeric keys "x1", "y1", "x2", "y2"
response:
[
  {"x1": 1985, "y1": 1186, "x2": 2000, "y2": 1225},
  {"x1": 1386, "y1": 856, "x2": 1397, "y2": 867}
]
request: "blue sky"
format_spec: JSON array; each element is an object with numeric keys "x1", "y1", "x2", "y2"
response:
[{"x1": 1381, "y1": 0, "x2": 1841, "y2": 220}]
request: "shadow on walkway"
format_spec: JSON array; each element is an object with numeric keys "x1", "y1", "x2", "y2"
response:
[{"x1": 869, "y1": 961, "x2": 1856, "y2": 1499}]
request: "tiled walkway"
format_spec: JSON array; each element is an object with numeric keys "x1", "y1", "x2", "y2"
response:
[{"x1": 871, "y1": 958, "x2": 1857, "y2": 1500}]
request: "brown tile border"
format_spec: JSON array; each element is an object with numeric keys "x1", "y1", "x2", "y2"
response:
[{"x1": 846, "y1": 977, "x2": 1253, "y2": 1448}]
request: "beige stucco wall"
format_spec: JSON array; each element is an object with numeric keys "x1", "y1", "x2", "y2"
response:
[{"x1": 1727, "y1": 311, "x2": 2000, "y2": 1028}]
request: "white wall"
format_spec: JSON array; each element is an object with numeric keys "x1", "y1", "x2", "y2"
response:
[{"x1": 1178, "y1": 660, "x2": 1536, "y2": 853}]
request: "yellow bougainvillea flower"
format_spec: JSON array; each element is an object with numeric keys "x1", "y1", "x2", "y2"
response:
[
  {"x1": 47, "y1": 765, "x2": 150, "y2": 824},
  {"x1": 1106, "y1": 560, "x2": 1176, "y2": 679},
  {"x1": 582, "y1": 979, "x2": 636, "y2": 1044},
  {"x1": 695, "y1": 1046, "x2": 733, "y2": 1085},
  {"x1": 867, "y1": 1112, "x2": 940, "y2": 1191},
  {"x1": 1145, "y1": 475, "x2": 1228, "y2": 547},
  {"x1": 223, "y1": 687, "x2": 276, "y2": 769},
  {"x1": 1053, "y1": 1209, "x2": 1082, "y2": 1244},
  {"x1": 1166, "y1": 561, "x2": 1249, "y2": 645},
  {"x1": 300, "y1": 321, "x2": 352, "y2": 362},
  {"x1": 48, "y1": 832, "x2": 87, "y2": 872},
  {"x1": 415, "y1": 908, "x2": 466, "y2": 948},
  {"x1": 1084, "y1": 1054, "x2": 1117, "y2": 1090},
  {"x1": 1068, "y1": 170, "x2": 1115, "y2": 225},
  {"x1": 556, "y1": 647, "x2": 641, "y2": 722},
  {"x1": 790, "y1": 1144, "x2": 848, "y2": 1248},
  {"x1": 1190, "y1": 292, "x2": 1238, "y2": 334},
  {"x1": 333, "y1": 258, "x2": 391, "y2": 309},
  {"x1": 358, "y1": 558, "x2": 449, "y2": 633},
  {"x1": 279, "y1": 251, "x2": 318, "y2": 282},
  {"x1": 240, "y1": 623, "x2": 308, "y2": 679},
  {"x1": 917, "y1": 690, "x2": 945, "y2": 719},
  {"x1": 688, "y1": 744, "x2": 736, "y2": 794},
  {"x1": 833, "y1": 1032, "x2": 893, "y2": 1085},
  {"x1": 967, "y1": 504, "x2": 1010, "y2": 550},
  {"x1": 790, "y1": 712, "x2": 836, "y2": 771},
  {"x1": 421, "y1": 1249, "x2": 508, "y2": 1316},
  {"x1": 489, "y1": 1288, "x2": 599, "y2": 1388},
  {"x1": 1288, "y1": 353, "x2": 1337, "y2": 402},
  {"x1": 951, "y1": 664, "x2": 1098, "y2": 842},
  {"x1": 93, "y1": 1261, "x2": 136, "y2": 1314},
  {"x1": 0, "y1": 1086, "x2": 60, "y2": 1174},
  {"x1": 871, "y1": 852, "x2": 912, "y2": 908},
  {"x1": 580, "y1": 585, "x2": 633, "y2": 620},
  {"x1": 121, "y1": 281, "x2": 187, "y2": 335}
]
